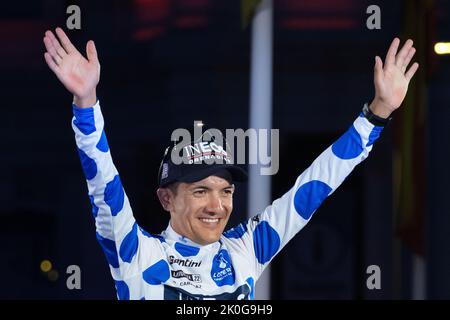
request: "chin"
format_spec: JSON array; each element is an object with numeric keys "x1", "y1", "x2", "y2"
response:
[
  {"x1": 194, "y1": 225, "x2": 225, "y2": 245},
  {"x1": 199, "y1": 233, "x2": 221, "y2": 245}
]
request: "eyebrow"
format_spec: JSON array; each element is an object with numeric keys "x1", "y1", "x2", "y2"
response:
[{"x1": 190, "y1": 184, "x2": 234, "y2": 191}]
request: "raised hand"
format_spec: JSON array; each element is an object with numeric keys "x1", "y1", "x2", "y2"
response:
[
  {"x1": 370, "y1": 38, "x2": 419, "y2": 118},
  {"x1": 43, "y1": 27, "x2": 100, "y2": 108}
]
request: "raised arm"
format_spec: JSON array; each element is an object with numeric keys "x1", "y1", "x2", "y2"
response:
[
  {"x1": 223, "y1": 38, "x2": 419, "y2": 280},
  {"x1": 43, "y1": 28, "x2": 150, "y2": 283}
]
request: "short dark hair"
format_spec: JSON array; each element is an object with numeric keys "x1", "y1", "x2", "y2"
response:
[{"x1": 166, "y1": 182, "x2": 180, "y2": 195}]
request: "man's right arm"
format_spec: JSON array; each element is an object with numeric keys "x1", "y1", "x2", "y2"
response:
[
  {"x1": 71, "y1": 99, "x2": 166, "y2": 296},
  {"x1": 44, "y1": 28, "x2": 159, "y2": 285},
  {"x1": 71, "y1": 100, "x2": 139, "y2": 273}
]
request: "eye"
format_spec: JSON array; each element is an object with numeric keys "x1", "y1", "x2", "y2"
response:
[
  {"x1": 224, "y1": 189, "x2": 234, "y2": 195},
  {"x1": 193, "y1": 189, "x2": 206, "y2": 196}
]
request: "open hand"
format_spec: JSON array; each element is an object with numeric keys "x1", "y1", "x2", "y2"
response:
[
  {"x1": 370, "y1": 38, "x2": 419, "y2": 118},
  {"x1": 43, "y1": 28, "x2": 100, "y2": 108}
]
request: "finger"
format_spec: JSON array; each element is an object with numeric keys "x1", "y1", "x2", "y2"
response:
[
  {"x1": 47, "y1": 31, "x2": 67, "y2": 58},
  {"x1": 55, "y1": 27, "x2": 77, "y2": 54},
  {"x1": 401, "y1": 47, "x2": 416, "y2": 73},
  {"x1": 396, "y1": 39, "x2": 413, "y2": 67},
  {"x1": 374, "y1": 55, "x2": 384, "y2": 86},
  {"x1": 44, "y1": 37, "x2": 63, "y2": 65},
  {"x1": 86, "y1": 40, "x2": 99, "y2": 64},
  {"x1": 405, "y1": 62, "x2": 419, "y2": 81},
  {"x1": 55, "y1": 46, "x2": 67, "y2": 59},
  {"x1": 43, "y1": 35, "x2": 55, "y2": 53},
  {"x1": 385, "y1": 37, "x2": 400, "y2": 66},
  {"x1": 44, "y1": 52, "x2": 60, "y2": 73}
]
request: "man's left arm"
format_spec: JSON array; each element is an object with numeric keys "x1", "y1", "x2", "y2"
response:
[{"x1": 224, "y1": 38, "x2": 419, "y2": 280}]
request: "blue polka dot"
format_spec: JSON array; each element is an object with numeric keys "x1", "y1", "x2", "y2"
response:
[
  {"x1": 89, "y1": 195, "x2": 98, "y2": 219},
  {"x1": 96, "y1": 232, "x2": 119, "y2": 268},
  {"x1": 175, "y1": 242, "x2": 200, "y2": 257},
  {"x1": 104, "y1": 175, "x2": 125, "y2": 216},
  {"x1": 119, "y1": 223, "x2": 139, "y2": 263},
  {"x1": 77, "y1": 148, "x2": 97, "y2": 180},
  {"x1": 253, "y1": 221, "x2": 280, "y2": 265},
  {"x1": 139, "y1": 226, "x2": 165, "y2": 243},
  {"x1": 211, "y1": 250, "x2": 235, "y2": 287},
  {"x1": 246, "y1": 277, "x2": 254, "y2": 300},
  {"x1": 331, "y1": 125, "x2": 363, "y2": 159},
  {"x1": 224, "y1": 222, "x2": 247, "y2": 239},
  {"x1": 366, "y1": 125, "x2": 383, "y2": 147},
  {"x1": 115, "y1": 280, "x2": 129, "y2": 300},
  {"x1": 72, "y1": 105, "x2": 96, "y2": 135},
  {"x1": 96, "y1": 131, "x2": 109, "y2": 152},
  {"x1": 294, "y1": 180, "x2": 332, "y2": 220},
  {"x1": 143, "y1": 259, "x2": 170, "y2": 285}
]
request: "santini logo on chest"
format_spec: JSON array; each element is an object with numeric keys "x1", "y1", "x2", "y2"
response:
[{"x1": 169, "y1": 255, "x2": 202, "y2": 267}]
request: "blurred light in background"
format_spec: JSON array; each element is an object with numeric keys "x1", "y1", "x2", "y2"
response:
[
  {"x1": 40, "y1": 259, "x2": 59, "y2": 282},
  {"x1": 132, "y1": 0, "x2": 211, "y2": 41},
  {"x1": 277, "y1": 0, "x2": 362, "y2": 30},
  {"x1": 47, "y1": 270, "x2": 59, "y2": 282},
  {"x1": 40, "y1": 260, "x2": 52, "y2": 273},
  {"x1": 434, "y1": 42, "x2": 450, "y2": 55}
]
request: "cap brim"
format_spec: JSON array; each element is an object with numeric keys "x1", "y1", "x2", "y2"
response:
[{"x1": 179, "y1": 165, "x2": 248, "y2": 184}]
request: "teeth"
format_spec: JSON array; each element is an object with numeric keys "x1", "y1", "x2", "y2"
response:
[{"x1": 200, "y1": 218, "x2": 219, "y2": 223}]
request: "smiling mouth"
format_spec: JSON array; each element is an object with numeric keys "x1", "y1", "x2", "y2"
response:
[{"x1": 199, "y1": 218, "x2": 220, "y2": 223}]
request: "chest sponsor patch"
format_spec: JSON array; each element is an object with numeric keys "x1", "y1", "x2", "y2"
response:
[
  {"x1": 171, "y1": 270, "x2": 201, "y2": 282},
  {"x1": 210, "y1": 249, "x2": 235, "y2": 286}
]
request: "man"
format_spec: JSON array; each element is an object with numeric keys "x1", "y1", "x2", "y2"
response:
[{"x1": 43, "y1": 27, "x2": 418, "y2": 300}]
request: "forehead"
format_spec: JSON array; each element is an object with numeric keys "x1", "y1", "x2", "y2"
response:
[{"x1": 184, "y1": 175, "x2": 233, "y2": 188}]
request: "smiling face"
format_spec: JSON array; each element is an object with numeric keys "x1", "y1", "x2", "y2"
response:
[{"x1": 157, "y1": 175, "x2": 235, "y2": 245}]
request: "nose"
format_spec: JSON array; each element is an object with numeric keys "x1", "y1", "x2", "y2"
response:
[{"x1": 205, "y1": 193, "x2": 224, "y2": 214}]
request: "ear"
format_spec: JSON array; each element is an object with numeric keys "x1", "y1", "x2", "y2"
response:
[{"x1": 157, "y1": 188, "x2": 173, "y2": 212}]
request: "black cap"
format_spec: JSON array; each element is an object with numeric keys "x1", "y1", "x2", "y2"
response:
[{"x1": 157, "y1": 139, "x2": 248, "y2": 188}]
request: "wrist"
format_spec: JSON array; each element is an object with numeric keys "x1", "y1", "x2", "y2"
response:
[
  {"x1": 362, "y1": 102, "x2": 392, "y2": 127},
  {"x1": 73, "y1": 91, "x2": 97, "y2": 108},
  {"x1": 369, "y1": 98, "x2": 393, "y2": 119}
]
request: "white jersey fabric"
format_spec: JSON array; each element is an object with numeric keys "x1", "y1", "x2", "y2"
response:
[{"x1": 72, "y1": 100, "x2": 383, "y2": 300}]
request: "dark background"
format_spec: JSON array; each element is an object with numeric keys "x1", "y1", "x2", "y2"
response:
[{"x1": 1, "y1": 0, "x2": 449, "y2": 299}]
